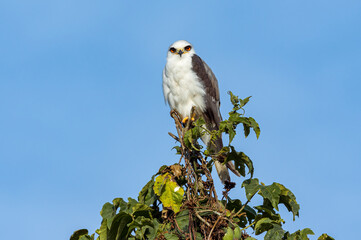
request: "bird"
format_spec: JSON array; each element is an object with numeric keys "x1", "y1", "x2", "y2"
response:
[{"x1": 162, "y1": 40, "x2": 240, "y2": 184}]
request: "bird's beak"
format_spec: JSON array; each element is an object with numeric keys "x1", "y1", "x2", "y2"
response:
[{"x1": 178, "y1": 49, "x2": 184, "y2": 57}]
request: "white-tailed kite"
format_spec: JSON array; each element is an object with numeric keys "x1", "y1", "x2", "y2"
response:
[{"x1": 162, "y1": 40, "x2": 240, "y2": 184}]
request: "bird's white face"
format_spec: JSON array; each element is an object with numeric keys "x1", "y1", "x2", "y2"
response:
[{"x1": 167, "y1": 40, "x2": 196, "y2": 60}]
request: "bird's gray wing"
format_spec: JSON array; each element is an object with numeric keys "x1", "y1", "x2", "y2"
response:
[
  {"x1": 191, "y1": 54, "x2": 222, "y2": 130},
  {"x1": 192, "y1": 54, "x2": 241, "y2": 181}
]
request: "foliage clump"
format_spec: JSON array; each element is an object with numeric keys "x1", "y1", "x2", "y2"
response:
[{"x1": 70, "y1": 92, "x2": 333, "y2": 240}]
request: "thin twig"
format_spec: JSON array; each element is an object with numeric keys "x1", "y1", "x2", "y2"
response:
[
  {"x1": 207, "y1": 215, "x2": 222, "y2": 240},
  {"x1": 199, "y1": 154, "x2": 218, "y2": 201},
  {"x1": 240, "y1": 221, "x2": 256, "y2": 232},
  {"x1": 168, "y1": 132, "x2": 179, "y2": 142},
  {"x1": 196, "y1": 209, "x2": 223, "y2": 216},
  {"x1": 188, "y1": 210, "x2": 196, "y2": 240},
  {"x1": 234, "y1": 190, "x2": 259, "y2": 217},
  {"x1": 174, "y1": 217, "x2": 185, "y2": 234},
  {"x1": 195, "y1": 211, "x2": 211, "y2": 227},
  {"x1": 171, "y1": 110, "x2": 186, "y2": 165},
  {"x1": 223, "y1": 216, "x2": 237, "y2": 227}
]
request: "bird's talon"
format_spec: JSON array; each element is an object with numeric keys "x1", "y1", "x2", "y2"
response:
[
  {"x1": 182, "y1": 117, "x2": 189, "y2": 124},
  {"x1": 182, "y1": 116, "x2": 195, "y2": 124}
]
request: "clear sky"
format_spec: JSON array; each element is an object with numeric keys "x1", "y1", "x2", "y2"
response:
[{"x1": 0, "y1": 1, "x2": 360, "y2": 239}]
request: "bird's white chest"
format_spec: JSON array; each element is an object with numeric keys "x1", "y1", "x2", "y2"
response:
[{"x1": 163, "y1": 57, "x2": 206, "y2": 118}]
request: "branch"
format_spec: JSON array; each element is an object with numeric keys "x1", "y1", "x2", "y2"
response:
[
  {"x1": 195, "y1": 211, "x2": 211, "y2": 227},
  {"x1": 168, "y1": 132, "x2": 179, "y2": 142},
  {"x1": 240, "y1": 221, "x2": 256, "y2": 232},
  {"x1": 174, "y1": 217, "x2": 186, "y2": 235},
  {"x1": 207, "y1": 215, "x2": 222, "y2": 240},
  {"x1": 234, "y1": 190, "x2": 259, "y2": 218}
]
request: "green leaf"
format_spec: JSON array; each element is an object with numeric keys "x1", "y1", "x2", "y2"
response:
[
  {"x1": 175, "y1": 210, "x2": 189, "y2": 232},
  {"x1": 242, "y1": 178, "x2": 260, "y2": 200},
  {"x1": 318, "y1": 233, "x2": 335, "y2": 240},
  {"x1": 302, "y1": 228, "x2": 314, "y2": 234},
  {"x1": 243, "y1": 123, "x2": 251, "y2": 138},
  {"x1": 157, "y1": 165, "x2": 168, "y2": 174},
  {"x1": 163, "y1": 233, "x2": 179, "y2": 240},
  {"x1": 245, "y1": 237, "x2": 257, "y2": 240},
  {"x1": 277, "y1": 183, "x2": 300, "y2": 220},
  {"x1": 123, "y1": 198, "x2": 139, "y2": 215},
  {"x1": 193, "y1": 117, "x2": 206, "y2": 127},
  {"x1": 100, "y1": 202, "x2": 116, "y2": 229},
  {"x1": 219, "y1": 120, "x2": 227, "y2": 133},
  {"x1": 145, "y1": 219, "x2": 161, "y2": 240},
  {"x1": 228, "y1": 92, "x2": 251, "y2": 111},
  {"x1": 108, "y1": 212, "x2": 132, "y2": 240},
  {"x1": 241, "y1": 96, "x2": 252, "y2": 108},
  {"x1": 219, "y1": 119, "x2": 237, "y2": 144},
  {"x1": 183, "y1": 129, "x2": 194, "y2": 149},
  {"x1": 227, "y1": 121, "x2": 237, "y2": 144},
  {"x1": 300, "y1": 228, "x2": 314, "y2": 239},
  {"x1": 243, "y1": 205, "x2": 257, "y2": 224},
  {"x1": 258, "y1": 183, "x2": 282, "y2": 211},
  {"x1": 132, "y1": 203, "x2": 153, "y2": 213},
  {"x1": 138, "y1": 178, "x2": 156, "y2": 206},
  {"x1": 234, "y1": 227, "x2": 242, "y2": 239},
  {"x1": 226, "y1": 147, "x2": 254, "y2": 178},
  {"x1": 100, "y1": 203, "x2": 115, "y2": 220},
  {"x1": 240, "y1": 152, "x2": 253, "y2": 177},
  {"x1": 222, "y1": 227, "x2": 234, "y2": 240},
  {"x1": 264, "y1": 224, "x2": 285, "y2": 240},
  {"x1": 286, "y1": 228, "x2": 314, "y2": 240},
  {"x1": 254, "y1": 217, "x2": 274, "y2": 235},
  {"x1": 226, "y1": 110, "x2": 260, "y2": 141},
  {"x1": 228, "y1": 124, "x2": 236, "y2": 143},
  {"x1": 248, "y1": 117, "x2": 261, "y2": 139},
  {"x1": 254, "y1": 182, "x2": 300, "y2": 221},
  {"x1": 254, "y1": 205, "x2": 282, "y2": 223},
  {"x1": 70, "y1": 229, "x2": 89, "y2": 240},
  {"x1": 112, "y1": 198, "x2": 127, "y2": 212},
  {"x1": 127, "y1": 216, "x2": 154, "y2": 238},
  {"x1": 172, "y1": 146, "x2": 182, "y2": 155},
  {"x1": 153, "y1": 173, "x2": 184, "y2": 213},
  {"x1": 97, "y1": 220, "x2": 107, "y2": 240},
  {"x1": 133, "y1": 218, "x2": 160, "y2": 240},
  {"x1": 183, "y1": 128, "x2": 202, "y2": 151},
  {"x1": 225, "y1": 198, "x2": 243, "y2": 212},
  {"x1": 195, "y1": 232, "x2": 203, "y2": 240},
  {"x1": 130, "y1": 203, "x2": 153, "y2": 220},
  {"x1": 228, "y1": 91, "x2": 239, "y2": 109},
  {"x1": 79, "y1": 235, "x2": 92, "y2": 240},
  {"x1": 233, "y1": 157, "x2": 245, "y2": 177},
  {"x1": 229, "y1": 114, "x2": 250, "y2": 126},
  {"x1": 181, "y1": 119, "x2": 206, "y2": 151}
]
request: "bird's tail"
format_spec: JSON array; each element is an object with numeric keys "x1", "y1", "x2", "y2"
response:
[
  {"x1": 202, "y1": 132, "x2": 241, "y2": 184},
  {"x1": 214, "y1": 160, "x2": 230, "y2": 184}
]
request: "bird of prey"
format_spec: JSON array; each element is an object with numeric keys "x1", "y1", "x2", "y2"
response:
[{"x1": 162, "y1": 40, "x2": 240, "y2": 184}]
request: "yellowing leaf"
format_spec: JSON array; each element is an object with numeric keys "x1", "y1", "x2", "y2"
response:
[{"x1": 153, "y1": 173, "x2": 184, "y2": 213}]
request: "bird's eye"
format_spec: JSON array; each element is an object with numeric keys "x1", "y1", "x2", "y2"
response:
[
  {"x1": 169, "y1": 47, "x2": 176, "y2": 53},
  {"x1": 185, "y1": 45, "x2": 192, "y2": 51}
]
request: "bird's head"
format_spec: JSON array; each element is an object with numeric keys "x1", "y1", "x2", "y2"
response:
[{"x1": 167, "y1": 40, "x2": 195, "y2": 59}]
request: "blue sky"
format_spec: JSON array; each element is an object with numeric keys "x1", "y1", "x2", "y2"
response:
[{"x1": 0, "y1": 1, "x2": 360, "y2": 239}]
